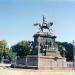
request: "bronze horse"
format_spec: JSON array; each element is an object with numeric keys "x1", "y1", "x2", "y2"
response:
[{"x1": 34, "y1": 16, "x2": 53, "y2": 32}]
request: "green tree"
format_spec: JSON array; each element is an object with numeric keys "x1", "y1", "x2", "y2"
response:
[
  {"x1": 8, "y1": 49, "x2": 16, "y2": 61},
  {"x1": 0, "y1": 40, "x2": 8, "y2": 62},
  {"x1": 0, "y1": 40, "x2": 7, "y2": 49},
  {"x1": 57, "y1": 42, "x2": 73, "y2": 61},
  {"x1": 0, "y1": 40, "x2": 14, "y2": 62},
  {"x1": 11, "y1": 40, "x2": 32, "y2": 58}
]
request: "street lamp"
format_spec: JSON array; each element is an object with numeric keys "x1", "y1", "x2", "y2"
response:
[{"x1": 72, "y1": 40, "x2": 75, "y2": 68}]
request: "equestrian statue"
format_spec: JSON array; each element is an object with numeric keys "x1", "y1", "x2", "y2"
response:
[{"x1": 34, "y1": 16, "x2": 53, "y2": 32}]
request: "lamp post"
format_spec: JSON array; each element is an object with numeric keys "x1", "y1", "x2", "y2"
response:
[{"x1": 72, "y1": 40, "x2": 75, "y2": 68}]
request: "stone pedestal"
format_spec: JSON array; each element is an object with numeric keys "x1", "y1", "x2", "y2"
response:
[
  {"x1": 32, "y1": 32, "x2": 67, "y2": 69},
  {"x1": 37, "y1": 56, "x2": 67, "y2": 69}
]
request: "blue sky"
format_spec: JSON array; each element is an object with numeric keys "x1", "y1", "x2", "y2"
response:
[{"x1": 0, "y1": 0, "x2": 75, "y2": 46}]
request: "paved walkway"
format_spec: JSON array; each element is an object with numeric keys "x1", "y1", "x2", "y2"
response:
[{"x1": 0, "y1": 63, "x2": 75, "y2": 75}]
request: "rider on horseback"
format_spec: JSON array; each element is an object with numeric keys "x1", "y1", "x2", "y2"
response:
[{"x1": 34, "y1": 16, "x2": 53, "y2": 32}]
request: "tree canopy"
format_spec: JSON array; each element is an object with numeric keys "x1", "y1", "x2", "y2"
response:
[
  {"x1": 57, "y1": 42, "x2": 73, "y2": 61},
  {"x1": 0, "y1": 40, "x2": 14, "y2": 62},
  {"x1": 11, "y1": 40, "x2": 33, "y2": 58}
]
